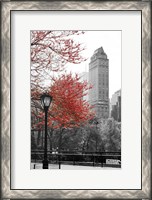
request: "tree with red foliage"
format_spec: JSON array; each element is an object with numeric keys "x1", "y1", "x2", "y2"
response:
[
  {"x1": 31, "y1": 31, "x2": 94, "y2": 151},
  {"x1": 31, "y1": 31, "x2": 86, "y2": 90},
  {"x1": 31, "y1": 30, "x2": 94, "y2": 129},
  {"x1": 32, "y1": 73, "x2": 95, "y2": 130}
]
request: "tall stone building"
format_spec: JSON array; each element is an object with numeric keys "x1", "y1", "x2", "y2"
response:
[
  {"x1": 79, "y1": 72, "x2": 89, "y2": 101},
  {"x1": 89, "y1": 47, "x2": 109, "y2": 118},
  {"x1": 110, "y1": 89, "x2": 121, "y2": 122}
]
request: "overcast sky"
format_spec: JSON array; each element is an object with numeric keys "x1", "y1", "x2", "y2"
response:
[{"x1": 66, "y1": 31, "x2": 121, "y2": 99}]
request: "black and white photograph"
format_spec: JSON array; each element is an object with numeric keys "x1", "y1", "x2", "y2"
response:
[{"x1": 31, "y1": 30, "x2": 121, "y2": 169}]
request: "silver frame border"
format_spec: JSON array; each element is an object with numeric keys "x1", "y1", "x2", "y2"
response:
[{"x1": 1, "y1": 1, "x2": 151, "y2": 199}]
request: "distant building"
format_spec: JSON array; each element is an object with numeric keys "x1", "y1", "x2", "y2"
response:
[
  {"x1": 89, "y1": 47, "x2": 109, "y2": 118},
  {"x1": 79, "y1": 72, "x2": 89, "y2": 101},
  {"x1": 110, "y1": 90, "x2": 121, "y2": 122}
]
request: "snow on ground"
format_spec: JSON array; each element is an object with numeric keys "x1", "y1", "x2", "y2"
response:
[{"x1": 31, "y1": 163, "x2": 120, "y2": 170}]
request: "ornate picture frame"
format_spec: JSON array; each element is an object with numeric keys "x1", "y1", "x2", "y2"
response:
[{"x1": 1, "y1": 0, "x2": 151, "y2": 199}]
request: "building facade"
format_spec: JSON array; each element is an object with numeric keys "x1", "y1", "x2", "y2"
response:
[
  {"x1": 110, "y1": 89, "x2": 121, "y2": 122},
  {"x1": 89, "y1": 47, "x2": 109, "y2": 119},
  {"x1": 79, "y1": 72, "x2": 89, "y2": 101}
]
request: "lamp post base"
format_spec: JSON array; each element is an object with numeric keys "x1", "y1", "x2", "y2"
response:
[{"x1": 42, "y1": 160, "x2": 49, "y2": 169}]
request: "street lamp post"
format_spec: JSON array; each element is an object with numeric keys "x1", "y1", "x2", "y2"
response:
[{"x1": 40, "y1": 94, "x2": 52, "y2": 169}]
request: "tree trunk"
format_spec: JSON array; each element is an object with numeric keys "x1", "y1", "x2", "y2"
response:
[
  {"x1": 37, "y1": 130, "x2": 41, "y2": 146},
  {"x1": 49, "y1": 129, "x2": 53, "y2": 152},
  {"x1": 58, "y1": 128, "x2": 63, "y2": 153},
  {"x1": 86, "y1": 136, "x2": 90, "y2": 151},
  {"x1": 95, "y1": 139, "x2": 98, "y2": 152}
]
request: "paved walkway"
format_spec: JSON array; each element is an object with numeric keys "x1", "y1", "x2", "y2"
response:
[{"x1": 31, "y1": 163, "x2": 119, "y2": 170}]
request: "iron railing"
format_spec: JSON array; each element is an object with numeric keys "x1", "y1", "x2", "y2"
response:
[{"x1": 31, "y1": 150, "x2": 121, "y2": 169}]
